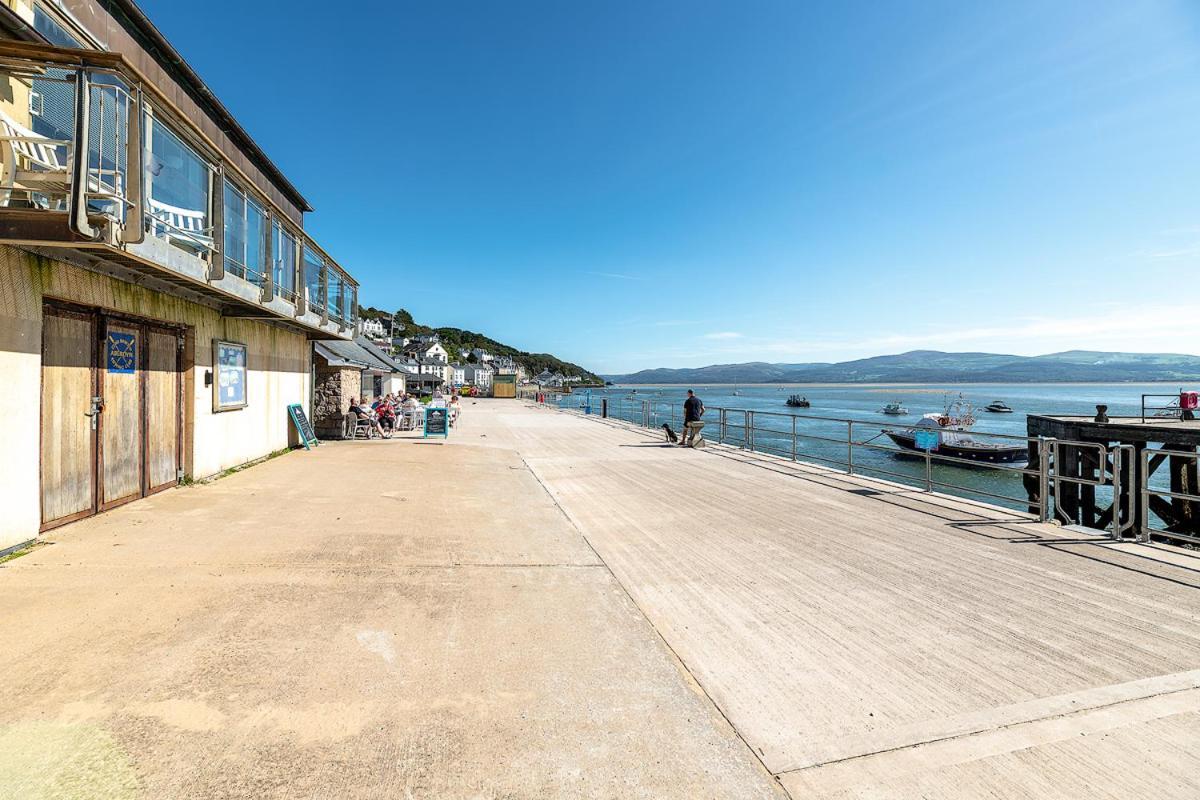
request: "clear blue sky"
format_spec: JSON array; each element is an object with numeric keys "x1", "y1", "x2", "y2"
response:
[{"x1": 142, "y1": 0, "x2": 1200, "y2": 373}]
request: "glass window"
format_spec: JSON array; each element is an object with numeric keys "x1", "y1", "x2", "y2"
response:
[
  {"x1": 34, "y1": 5, "x2": 82, "y2": 48},
  {"x1": 245, "y1": 197, "x2": 267, "y2": 283},
  {"x1": 147, "y1": 119, "x2": 213, "y2": 255},
  {"x1": 222, "y1": 182, "x2": 246, "y2": 279},
  {"x1": 222, "y1": 182, "x2": 268, "y2": 285},
  {"x1": 346, "y1": 284, "x2": 357, "y2": 325},
  {"x1": 327, "y1": 270, "x2": 342, "y2": 320},
  {"x1": 303, "y1": 245, "x2": 324, "y2": 312},
  {"x1": 273, "y1": 221, "x2": 298, "y2": 298}
]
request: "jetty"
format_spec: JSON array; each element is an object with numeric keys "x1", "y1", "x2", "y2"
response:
[{"x1": 2, "y1": 400, "x2": 1199, "y2": 798}]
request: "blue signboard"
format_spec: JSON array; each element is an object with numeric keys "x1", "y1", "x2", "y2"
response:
[
  {"x1": 913, "y1": 429, "x2": 940, "y2": 451},
  {"x1": 106, "y1": 331, "x2": 136, "y2": 373}
]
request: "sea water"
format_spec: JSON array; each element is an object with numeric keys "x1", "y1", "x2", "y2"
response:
[{"x1": 567, "y1": 382, "x2": 1185, "y2": 514}]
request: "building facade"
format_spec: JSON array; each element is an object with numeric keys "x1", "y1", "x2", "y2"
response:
[{"x1": 0, "y1": 1, "x2": 362, "y2": 550}]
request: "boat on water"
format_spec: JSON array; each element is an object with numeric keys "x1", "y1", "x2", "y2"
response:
[
  {"x1": 785, "y1": 395, "x2": 810, "y2": 408},
  {"x1": 984, "y1": 400, "x2": 1014, "y2": 413},
  {"x1": 880, "y1": 400, "x2": 908, "y2": 415},
  {"x1": 884, "y1": 395, "x2": 1027, "y2": 465}
]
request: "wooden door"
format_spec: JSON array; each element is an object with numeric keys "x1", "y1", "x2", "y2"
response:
[
  {"x1": 40, "y1": 306, "x2": 97, "y2": 528},
  {"x1": 144, "y1": 327, "x2": 181, "y2": 493},
  {"x1": 100, "y1": 319, "x2": 142, "y2": 508}
]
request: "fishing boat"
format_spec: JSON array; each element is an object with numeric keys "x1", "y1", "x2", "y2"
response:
[
  {"x1": 884, "y1": 395, "x2": 1026, "y2": 465},
  {"x1": 880, "y1": 400, "x2": 908, "y2": 415},
  {"x1": 785, "y1": 395, "x2": 810, "y2": 408},
  {"x1": 984, "y1": 400, "x2": 1013, "y2": 413}
]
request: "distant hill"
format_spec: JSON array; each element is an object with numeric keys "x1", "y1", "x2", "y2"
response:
[
  {"x1": 608, "y1": 350, "x2": 1200, "y2": 385},
  {"x1": 359, "y1": 306, "x2": 603, "y2": 384}
]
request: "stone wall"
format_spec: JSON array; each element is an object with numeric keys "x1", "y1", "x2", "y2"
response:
[{"x1": 313, "y1": 362, "x2": 361, "y2": 439}]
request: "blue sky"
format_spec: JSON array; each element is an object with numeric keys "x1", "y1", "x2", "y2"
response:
[{"x1": 142, "y1": 0, "x2": 1200, "y2": 373}]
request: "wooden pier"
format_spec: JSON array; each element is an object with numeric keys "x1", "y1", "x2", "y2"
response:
[{"x1": 1027, "y1": 413, "x2": 1200, "y2": 541}]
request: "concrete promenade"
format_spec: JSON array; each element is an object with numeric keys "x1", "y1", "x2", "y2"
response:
[{"x1": 3, "y1": 400, "x2": 1200, "y2": 798}]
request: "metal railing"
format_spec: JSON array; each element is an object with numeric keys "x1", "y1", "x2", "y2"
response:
[
  {"x1": 1141, "y1": 393, "x2": 1198, "y2": 423},
  {"x1": 548, "y1": 394, "x2": 1136, "y2": 539},
  {"x1": 1140, "y1": 448, "x2": 1200, "y2": 545}
]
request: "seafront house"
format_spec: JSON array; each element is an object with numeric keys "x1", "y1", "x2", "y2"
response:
[
  {"x1": 464, "y1": 361, "x2": 493, "y2": 391},
  {"x1": 0, "y1": 1, "x2": 362, "y2": 552}
]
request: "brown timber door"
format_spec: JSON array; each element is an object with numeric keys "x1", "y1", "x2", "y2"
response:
[
  {"x1": 40, "y1": 306, "x2": 98, "y2": 529},
  {"x1": 144, "y1": 326, "x2": 182, "y2": 493},
  {"x1": 99, "y1": 319, "x2": 143, "y2": 509}
]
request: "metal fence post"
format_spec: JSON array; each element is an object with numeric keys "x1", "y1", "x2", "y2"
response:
[
  {"x1": 791, "y1": 414, "x2": 798, "y2": 461},
  {"x1": 924, "y1": 448, "x2": 933, "y2": 492},
  {"x1": 1110, "y1": 445, "x2": 1122, "y2": 541},
  {"x1": 719, "y1": 408, "x2": 726, "y2": 445},
  {"x1": 1037, "y1": 436, "x2": 1051, "y2": 522},
  {"x1": 847, "y1": 420, "x2": 855, "y2": 475},
  {"x1": 1139, "y1": 450, "x2": 1151, "y2": 543},
  {"x1": 747, "y1": 411, "x2": 755, "y2": 452}
]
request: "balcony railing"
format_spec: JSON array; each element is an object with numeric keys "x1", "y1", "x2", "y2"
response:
[{"x1": 0, "y1": 40, "x2": 358, "y2": 333}]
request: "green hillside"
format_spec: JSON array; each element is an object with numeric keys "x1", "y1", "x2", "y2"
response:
[{"x1": 360, "y1": 307, "x2": 603, "y2": 384}]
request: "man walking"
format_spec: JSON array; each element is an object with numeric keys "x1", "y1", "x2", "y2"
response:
[{"x1": 681, "y1": 389, "x2": 705, "y2": 447}]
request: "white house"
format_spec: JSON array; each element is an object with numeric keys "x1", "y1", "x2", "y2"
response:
[
  {"x1": 451, "y1": 363, "x2": 467, "y2": 385},
  {"x1": 465, "y1": 362, "x2": 494, "y2": 390}
]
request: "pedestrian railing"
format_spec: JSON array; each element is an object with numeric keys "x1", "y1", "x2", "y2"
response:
[
  {"x1": 544, "y1": 394, "x2": 1141, "y2": 541},
  {"x1": 1140, "y1": 448, "x2": 1200, "y2": 545}
]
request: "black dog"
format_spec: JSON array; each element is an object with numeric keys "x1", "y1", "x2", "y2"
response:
[{"x1": 662, "y1": 423, "x2": 679, "y2": 443}]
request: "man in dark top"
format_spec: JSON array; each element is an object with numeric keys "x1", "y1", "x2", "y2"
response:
[{"x1": 681, "y1": 389, "x2": 704, "y2": 446}]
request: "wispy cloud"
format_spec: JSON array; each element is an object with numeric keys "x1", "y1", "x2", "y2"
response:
[
  {"x1": 703, "y1": 331, "x2": 743, "y2": 340},
  {"x1": 586, "y1": 271, "x2": 644, "y2": 281}
]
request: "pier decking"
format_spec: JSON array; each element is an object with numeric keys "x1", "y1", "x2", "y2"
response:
[{"x1": 1, "y1": 400, "x2": 1198, "y2": 798}]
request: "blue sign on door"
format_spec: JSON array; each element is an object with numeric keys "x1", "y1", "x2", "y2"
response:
[{"x1": 106, "y1": 331, "x2": 136, "y2": 373}]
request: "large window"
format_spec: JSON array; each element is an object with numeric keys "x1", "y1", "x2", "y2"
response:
[
  {"x1": 327, "y1": 269, "x2": 343, "y2": 321},
  {"x1": 222, "y1": 181, "x2": 266, "y2": 283},
  {"x1": 302, "y1": 245, "x2": 324, "y2": 313},
  {"x1": 146, "y1": 119, "x2": 214, "y2": 255},
  {"x1": 273, "y1": 220, "x2": 298, "y2": 300}
]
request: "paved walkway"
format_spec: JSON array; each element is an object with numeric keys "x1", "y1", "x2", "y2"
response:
[{"x1": 4, "y1": 400, "x2": 1200, "y2": 798}]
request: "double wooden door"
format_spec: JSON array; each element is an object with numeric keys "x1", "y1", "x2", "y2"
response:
[{"x1": 40, "y1": 304, "x2": 183, "y2": 530}]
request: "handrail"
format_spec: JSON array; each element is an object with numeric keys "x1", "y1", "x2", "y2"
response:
[
  {"x1": 1139, "y1": 447, "x2": 1200, "y2": 546},
  {"x1": 548, "y1": 394, "x2": 1125, "y2": 537}
]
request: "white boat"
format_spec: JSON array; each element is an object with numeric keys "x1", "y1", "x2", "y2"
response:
[{"x1": 880, "y1": 400, "x2": 908, "y2": 415}]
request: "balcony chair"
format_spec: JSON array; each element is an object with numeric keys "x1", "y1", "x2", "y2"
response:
[
  {"x1": 148, "y1": 197, "x2": 214, "y2": 252},
  {"x1": 0, "y1": 106, "x2": 125, "y2": 210}
]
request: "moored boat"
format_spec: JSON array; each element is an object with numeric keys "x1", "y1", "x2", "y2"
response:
[
  {"x1": 785, "y1": 394, "x2": 810, "y2": 408},
  {"x1": 984, "y1": 400, "x2": 1013, "y2": 413},
  {"x1": 880, "y1": 400, "x2": 908, "y2": 415},
  {"x1": 884, "y1": 395, "x2": 1026, "y2": 465}
]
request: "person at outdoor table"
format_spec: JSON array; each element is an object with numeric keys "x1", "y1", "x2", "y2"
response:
[
  {"x1": 349, "y1": 397, "x2": 389, "y2": 439},
  {"x1": 376, "y1": 398, "x2": 397, "y2": 432}
]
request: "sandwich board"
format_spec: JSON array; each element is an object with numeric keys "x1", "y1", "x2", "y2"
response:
[
  {"x1": 288, "y1": 403, "x2": 319, "y2": 450},
  {"x1": 424, "y1": 406, "x2": 450, "y2": 438}
]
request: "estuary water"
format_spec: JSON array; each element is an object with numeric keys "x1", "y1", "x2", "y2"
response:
[{"x1": 562, "y1": 382, "x2": 1185, "y2": 515}]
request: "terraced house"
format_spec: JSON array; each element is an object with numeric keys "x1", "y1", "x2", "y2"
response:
[{"x1": 0, "y1": 0, "x2": 361, "y2": 551}]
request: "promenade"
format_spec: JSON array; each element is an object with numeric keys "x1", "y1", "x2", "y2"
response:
[{"x1": 3, "y1": 400, "x2": 1200, "y2": 798}]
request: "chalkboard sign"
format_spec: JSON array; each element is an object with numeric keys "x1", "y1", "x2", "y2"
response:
[
  {"x1": 288, "y1": 403, "x2": 319, "y2": 450},
  {"x1": 424, "y1": 406, "x2": 450, "y2": 438}
]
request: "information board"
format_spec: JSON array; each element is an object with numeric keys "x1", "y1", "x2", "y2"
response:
[
  {"x1": 424, "y1": 406, "x2": 450, "y2": 438},
  {"x1": 214, "y1": 340, "x2": 247, "y2": 411},
  {"x1": 913, "y1": 429, "x2": 940, "y2": 451},
  {"x1": 288, "y1": 403, "x2": 319, "y2": 450}
]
